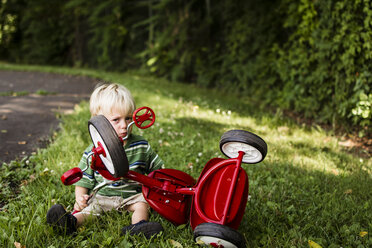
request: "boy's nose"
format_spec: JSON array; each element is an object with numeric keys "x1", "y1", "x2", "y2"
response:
[{"x1": 120, "y1": 119, "x2": 127, "y2": 129}]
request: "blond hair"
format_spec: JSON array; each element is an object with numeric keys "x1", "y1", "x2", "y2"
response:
[{"x1": 89, "y1": 83, "x2": 136, "y2": 117}]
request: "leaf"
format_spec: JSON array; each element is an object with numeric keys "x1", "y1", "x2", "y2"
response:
[
  {"x1": 12, "y1": 217, "x2": 20, "y2": 223},
  {"x1": 104, "y1": 237, "x2": 113, "y2": 245},
  {"x1": 196, "y1": 239, "x2": 205, "y2": 245},
  {"x1": 147, "y1": 57, "x2": 158, "y2": 66},
  {"x1": 169, "y1": 239, "x2": 183, "y2": 248},
  {"x1": 14, "y1": 241, "x2": 26, "y2": 248},
  {"x1": 176, "y1": 224, "x2": 187, "y2": 230},
  {"x1": 40, "y1": 168, "x2": 50, "y2": 176},
  {"x1": 360, "y1": 231, "x2": 368, "y2": 237},
  {"x1": 118, "y1": 239, "x2": 133, "y2": 248},
  {"x1": 308, "y1": 240, "x2": 322, "y2": 248},
  {"x1": 344, "y1": 189, "x2": 353, "y2": 194},
  {"x1": 266, "y1": 201, "x2": 278, "y2": 210},
  {"x1": 0, "y1": 215, "x2": 9, "y2": 222},
  {"x1": 18, "y1": 141, "x2": 27, "y2": 145}
]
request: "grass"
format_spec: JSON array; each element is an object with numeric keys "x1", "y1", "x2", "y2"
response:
[
  {"x1": 0, "y1": 90, "x2": 57, "y2": 96},
  {"x1": 0, "y1": 62, "x2": 371, "y2": 247},
  {"x1": 0, "y1": 91, "x2": 29, "y2": 96}
]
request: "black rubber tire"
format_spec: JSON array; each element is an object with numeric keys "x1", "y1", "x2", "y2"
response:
[
  {"x1": 88, "y1": 115, "x2": 129, "y2": 177},
  {"x1": 220, "y1": 129, "x2": 267, "y2": 164},
  {"x1": 194, "y1": 222, "x2": 246, "y2": 248}
]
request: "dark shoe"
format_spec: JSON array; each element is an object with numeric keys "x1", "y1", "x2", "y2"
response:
[
  {"x1": 46, "y1": 204, "x2": 77, "y2": 234},
  {"x1": 121, "y1": 220, "x2": 164, "y2": 239}
]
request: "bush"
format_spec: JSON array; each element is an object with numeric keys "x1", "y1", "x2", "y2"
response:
[
  {"x1": 0, "y1": 0, "x2": 371, "y2": 132},
  {"x1": 144, "y1": 0, "x2": 371, "y2": 133}
]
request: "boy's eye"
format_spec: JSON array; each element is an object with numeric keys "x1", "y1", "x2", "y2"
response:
[{"x1": 125, "y1": 117, "x2": 132, "y2": 121}]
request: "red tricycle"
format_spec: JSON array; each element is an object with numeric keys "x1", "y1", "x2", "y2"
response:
[{"x1": 61, "y1": 107, "x2": 267, "y2": 248}]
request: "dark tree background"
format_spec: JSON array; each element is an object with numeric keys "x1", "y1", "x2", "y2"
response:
[{"x1": 0, "y1": 0, "x2": 371, "y2": 134}]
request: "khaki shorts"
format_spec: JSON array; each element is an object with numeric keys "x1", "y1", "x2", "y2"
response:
[{"x1": 79, "y1": 193, "x2": 147, "y2": 216}]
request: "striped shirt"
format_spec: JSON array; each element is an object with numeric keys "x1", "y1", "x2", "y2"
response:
[{"x1": 74, "y1": 134, "x2": 164, "y2": 198}]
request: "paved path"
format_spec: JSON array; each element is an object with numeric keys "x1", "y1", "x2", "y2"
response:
[{"x1": 0, "y1": 70, "x2": 98, "y2": 164}]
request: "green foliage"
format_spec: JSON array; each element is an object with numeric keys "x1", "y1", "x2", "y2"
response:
[
  {"x1": 142, "y1": 0, "x2": 372, "y2": 132},
  {"x1": 0, "y1": 0, "x2": 371, "y2": 131},
  {"x1": 0, "y1": 0, "x2": 148, "y2": 69},
  {"x1": 271, "y1": 0, "x2": 372, "y2": 131},
  {"x1": 17, "y1": 0, "x2": 73, "y2": 64},
  {"x1": 0, "y1": 0, "x2": 21, "y2": 58},
  {"x1": 63, "y1": 0, "x2": 148, "y2": 70}
]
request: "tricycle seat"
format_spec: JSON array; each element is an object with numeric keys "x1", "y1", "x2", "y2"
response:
[{"x1": 190, "y1": 158, "x2": 249, "y2": 230}]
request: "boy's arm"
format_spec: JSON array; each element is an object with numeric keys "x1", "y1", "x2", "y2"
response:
[
  {"x1": 74, "y1": 145, "x2": 97, "y2": 190},
  {"x1": 74, "y1": 186, "x2": 89, "y2": 211},
  {"x1": 147, "y1": 146, "x2": 164, "y2": 172}
]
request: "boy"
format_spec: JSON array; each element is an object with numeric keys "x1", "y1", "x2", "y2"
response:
[{"x1": 47, "y1": 83, "x2": 164, "y2": 238}]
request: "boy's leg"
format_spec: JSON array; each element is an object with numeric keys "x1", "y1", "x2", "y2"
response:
[
  {"x1": 46, "y1": 195, "x2": 104, "y2": 233},
  {"x1": 74, "y1": 212, "x2": 94, "y2": 226},
  {"x1": 127, "y1": 201, "x2": 149, "y2": 224},
  {"x1": 74, "y1": 194, "x2": 109, "y2": 226}
]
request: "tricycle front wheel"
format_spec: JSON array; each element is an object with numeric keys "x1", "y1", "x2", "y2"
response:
[
  {"x1": 88, "y1": 115, "x2": 129, "y2": 178},
  {"x1": 220, "y1": 129, "x2": 267, "y2": 164}
]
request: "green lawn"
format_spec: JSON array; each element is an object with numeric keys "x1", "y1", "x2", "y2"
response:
[{"x1": 0, "y1": 63, "x2": 371, "y2": 247}]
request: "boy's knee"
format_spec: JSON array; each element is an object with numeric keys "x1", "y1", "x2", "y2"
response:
[
  {"x1": 128, "y1": 201, "x2": 149, "y2": 212},
  {"x1": 135, "y1": 202, "x2": 149, "y2": 211}
]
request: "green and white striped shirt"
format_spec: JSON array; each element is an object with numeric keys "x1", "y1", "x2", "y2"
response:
[{"x1": 74, "y1": 133, "x2": 164, "y2": 198}]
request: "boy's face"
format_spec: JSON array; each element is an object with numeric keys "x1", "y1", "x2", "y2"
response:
[{"x1": 104, "y1": 109, "x2": 133, "y2": 140}]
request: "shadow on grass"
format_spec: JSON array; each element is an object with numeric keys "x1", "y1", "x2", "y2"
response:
[
  {"x1": 240, "y1": 159, "x2": 372, "y2": 247},
  {"x1": 284, "y1": 140, "x2": 364, "y2": 173}
]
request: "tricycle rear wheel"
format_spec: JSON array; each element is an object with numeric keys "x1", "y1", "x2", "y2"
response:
[{"x1": 194, "y1": 222, "x2": 245, "y2": 248}]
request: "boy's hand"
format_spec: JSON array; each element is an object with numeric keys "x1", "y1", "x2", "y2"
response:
[{"x1": 74, "y1": 194, "x2": 90, "y2": 211}]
